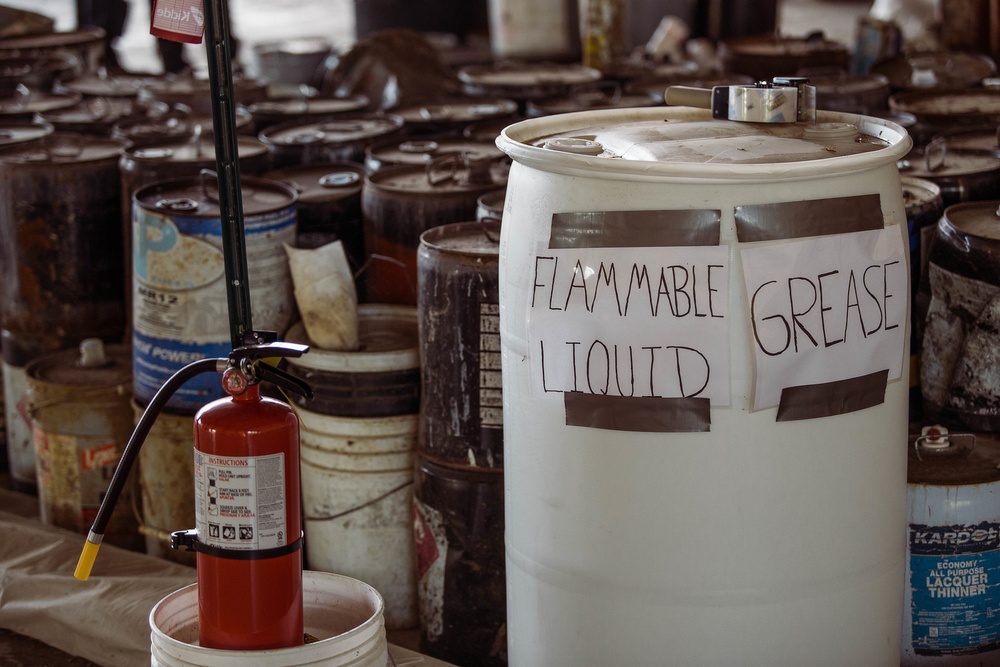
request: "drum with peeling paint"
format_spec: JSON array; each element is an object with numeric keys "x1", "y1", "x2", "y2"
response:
[
  {"x1": 130, "y1": 176, "x2": 297, "y2": 412},
  {"x1": 417, "y1": 221, "x2": 503, "y2": 470},
  {"x1": 496, "y1": 107, "x2": 912, "y2": 665},
  {"x1": 25, "y1": 339, "x2": 141, "y2": 551},
  {"x1": 920, "y1": 200, "x2": 1000, "y2": 432},
  {"x1": 413, "y1": 455, "x2": 506, "y2": 666},
  {"x1": 0, "y1": 133, "x2": 128, "y2": 493}
]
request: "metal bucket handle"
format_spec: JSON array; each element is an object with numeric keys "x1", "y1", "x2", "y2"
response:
[
  {"x1": 426, "y1": 152, "x2": 459, "y2": 186},
  {"x1": 40, "y1": 131, "x2": 85, "y2": 159},
  {"x1": 28, "y1": 382, "x2": 131, "y2": 420},
  {"x1": 303, "y1": 479, "x2": 413, "y2": 523},
  {"x1": 198, "y1": 168, "x2": 221, "y2": 203},
  {"x1": 479, "y1": 216, "x2": 502, "y2": 243},
  {"x1": 353, "y1": 253, "x2": 418, "y2": 301},
  {"x1": 12, "y1": 83, "x2": 31, "y2": 110},
  {"x1": 189, "y1": 121, "x2": 207, "y2": 159},
  {"x1": 924, "y1": 136, "x2": 946, "y2": 172},
  {"x1": 83, "y1": 95, "x2": 113, "y2": 120}
]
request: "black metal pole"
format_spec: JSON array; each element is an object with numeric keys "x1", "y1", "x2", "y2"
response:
[{"x1": 202, "y1": 0, "x2": 253, "y2": 350}]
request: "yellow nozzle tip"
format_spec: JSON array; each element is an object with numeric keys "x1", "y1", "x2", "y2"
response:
[{"x1": 74, "y1": 541, "x2": 100, "y2": 581}]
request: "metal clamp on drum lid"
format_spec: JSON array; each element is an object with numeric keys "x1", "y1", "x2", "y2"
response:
[
  {"x1": 913, "y1": 424, "x2": 976, "y2": 460},
  {"x1": 665, "y1": 78, "x2": 817, "y2": 123}
]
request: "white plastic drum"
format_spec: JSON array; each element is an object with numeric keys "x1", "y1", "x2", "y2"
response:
[{"x1": 496, "y1": 107, "x2": 913, "y2": 666}]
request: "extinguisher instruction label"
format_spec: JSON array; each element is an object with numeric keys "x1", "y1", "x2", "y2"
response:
[
  {"x1": 909, "y1": 522, "x2": 1000, "y2": 655},
  {"x1": 194, "y1": 451, "x2": 287, "y2": 551}
]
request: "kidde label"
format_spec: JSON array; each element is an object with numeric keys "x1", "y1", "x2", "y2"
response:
[
  {"x1": 909, "y1": 522, "x2": 1000, "y2": 656},
  {"x1": 194, "y1": 451, "x2": 287, "y2": 551}
]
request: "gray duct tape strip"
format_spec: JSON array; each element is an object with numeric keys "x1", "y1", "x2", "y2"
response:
[
  {"x1": 776, "y1": 369, "x2": 889, "y2": 421},
  {"x1": 550, "y1": 210, "x2": 722, "y2": 248},
  {"x1": 564, "y1": 392, "x2": 711, "y2": 432},
  {"x1": 734, "y1": 194, "x2": 883, "y2": 242}
]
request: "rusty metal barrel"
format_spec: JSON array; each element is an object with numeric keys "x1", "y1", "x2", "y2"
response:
[
  {"x1": 362, "y1": 154, "x2": 507, "y2": 305},
  {"x1": 259, "y1": 113, "x2": 404, "y2": 169},
  {"x1": 262, "y1": 161, "x2": 367, "y2": 264},
  {"x1": 413, "y1": 455, "x2": 506, "y2": 666},
  {"x1": 25, "y1": 339, "x2": 141, "y2": 551},
  {"x1": 0, "y1": 133, "x2": 128, "y2": 492},
  {"x1": 920, "y1": 200, "x2": 1000, "y2": 432},
  {"x1": 417, "y1": 221, "x2": 503, "y2": 470}
]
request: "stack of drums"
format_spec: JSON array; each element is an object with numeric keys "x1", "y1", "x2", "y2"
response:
[
  {"x1": 282, "y1": 305, "x2": 422, "y2": 631},
  {"x1": 902, "y1": 88, "x2": 1000, "y2": 666},
  {"x1": 0, "y1": 133, "x2": 128, "y2": 494},
  {"x1": 0, "y1": 27, "x2": 108, "y2": 79},
  {"x1": 415, "y1": 220, "x2": 506, "y2": 666}
]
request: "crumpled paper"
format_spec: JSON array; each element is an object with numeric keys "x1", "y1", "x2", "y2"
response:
[{"x1": 286, "y1": 240, "x2": 360, "y2": 351}]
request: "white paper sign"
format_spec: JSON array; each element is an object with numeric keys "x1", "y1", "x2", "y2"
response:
[
  {"x1": 740, "y1": 227, "x2": 907, "y2": 411},
  {"x1": 527, "y1": 244, "x2": 732, "y2": 405}
]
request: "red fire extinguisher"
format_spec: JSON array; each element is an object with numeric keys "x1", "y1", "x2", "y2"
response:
[
  {"x1": 76, "y1": 0, "x2": 318, "y2": 651},
  {"x1": 74, "y1": 339, "x2": 313, "y2": 650},
  {"x1": 171, "y1": 344, "x2": 311, "y2": 649}
]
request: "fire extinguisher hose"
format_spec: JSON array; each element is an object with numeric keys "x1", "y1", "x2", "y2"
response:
[{"x1": 74, "y1": 357, "x2": 225, "y2": 581}]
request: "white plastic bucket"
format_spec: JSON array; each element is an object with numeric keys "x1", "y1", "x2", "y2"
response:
[
  {"x1": 149, "y1": 570, "x2": 389, "y2": 667},
  {"x1": 496, "y1": 107, "x2": 913, "y2": 665},
  {"x1": 298, "y1": 406, "x2": 418, "y2": 631}
]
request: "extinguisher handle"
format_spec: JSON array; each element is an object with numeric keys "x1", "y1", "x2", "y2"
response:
[
  {"x1": 253, "y1": 362, "x2": 314, "y2": 400},
  {"x1": 229, "y1": 337, "x2": 309, "y2": 363}
]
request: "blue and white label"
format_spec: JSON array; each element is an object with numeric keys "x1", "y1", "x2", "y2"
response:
[
  {"x1": 908, "y1": 522, "x2": 1000, "y2": 656},
  {"x1": 131, "y1": 204, "x2": 297, "y2": 410}
]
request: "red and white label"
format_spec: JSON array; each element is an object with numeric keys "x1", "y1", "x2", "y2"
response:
[
  {"x1": 194, "y1": 450, "x2": 287, "y2": 551},
  {"x1": 150, "y1": 0, "x2": 205, "y2": 44}
]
